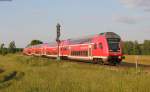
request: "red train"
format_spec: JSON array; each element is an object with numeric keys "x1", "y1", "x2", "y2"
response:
[{"x1": 23, "y1": 32, "x2": 123, "y2": 65}]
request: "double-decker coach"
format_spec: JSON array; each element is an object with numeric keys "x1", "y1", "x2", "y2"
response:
[{"x1": 23, "y1": 32, "x2": 123, "y2": 65}]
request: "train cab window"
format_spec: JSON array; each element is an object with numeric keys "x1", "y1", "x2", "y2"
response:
[
  {"x1": 99, "y1": 43, "x2": 103, "y2": 49},
  {"x1": 94, "y1": 43, "x2": 97, "y2": 49}
]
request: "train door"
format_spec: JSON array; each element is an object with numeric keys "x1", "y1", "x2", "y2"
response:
[
  {"x1": 92, "y1": 43, "x2": 98, "y2": 56},
  {"x1": 88, "y1": 44, "x2": 92, "y2": 57},
  {"x1": 98, "y1": 42, "x2": 103, "y2": 56}
]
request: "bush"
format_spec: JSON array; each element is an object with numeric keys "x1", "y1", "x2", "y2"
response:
[{"x1": 1, "y1": 48, "x2": 8, "y2": 56}]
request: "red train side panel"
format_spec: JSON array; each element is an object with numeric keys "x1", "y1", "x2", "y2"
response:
[{"x1": 23, "y1": 32, "x2": 123, "y2": 65}]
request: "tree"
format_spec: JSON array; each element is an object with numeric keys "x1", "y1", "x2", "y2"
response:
[
  {"x1": 142, "y1": 40, "x2": 150, "y2": 55},
  {"x1": 28, "y1": 40, "x2": 43, "y2": 46},
  {"x1": 16, "y1": 48, "x2": 23, "y2": 52},
  {"x1": 0, "y1": 43, "x2": 8, "y2": 55},
  {"x1": 1, "y1": 48, "x2": 8, "y2": 56},
  {"x1": 0, "y1": 43, "x2": 4, "y2": 49},
  {"x1": 123, "y1": 41, "x2": 142, "y2": 55},
  {"x1": 0, "y1": 43, "x2": 4, "y2": 54},
  {"x1": 133, "y1": 41, "x2": 141, "y2": 55},
  {"x1": 123, "y1": 41, "x2": 134, "y2": 55},
  {"x1": 8, "y1": 41, "x2": 16, "y2": 53}
]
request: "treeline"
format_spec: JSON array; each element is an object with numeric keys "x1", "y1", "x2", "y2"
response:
[
  {"x1": 0, "y1": 41, "x2": 23, "y2": 56},
  {"x1": 123, "y1": 40, "x2": 150, "y2": 55},
  {"x1": 0, "y1": 40, "x2": 42, "y2": 56}
]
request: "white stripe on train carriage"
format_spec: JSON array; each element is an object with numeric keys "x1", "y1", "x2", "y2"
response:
[
  {"x1": 60, "y1": 55, "x2": 68, "y2": 56},
  {"x1": 68, "y1": 56, "x2": 108, "y2": 59},
  {"x1": 26, "y1": 53, "x2": 32, "y2": 56},
  {"x1": 46, "y1": 55, "x2": 57, "y2": 57},
  {"x1": 92, "y1": 56, "x2": 108, "y2": 59},
  {"x1": 34, "y1": 54, "x2": 42, "y2": 56},
  {"x1": 68, "y1": 56, "x2": 92, "y2": 60}
]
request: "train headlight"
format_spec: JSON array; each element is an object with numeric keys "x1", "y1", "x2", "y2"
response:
[{"x1": 118, "y1": 56, "x2": 122, "y2": 59}]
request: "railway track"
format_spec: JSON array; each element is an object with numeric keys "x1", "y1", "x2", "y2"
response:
[{"x1": 58, "y1": 59, "x2": 150, "y2": 72}]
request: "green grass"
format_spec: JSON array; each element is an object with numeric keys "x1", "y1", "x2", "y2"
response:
[{"x1": 0, "y1": 54, "x2": 150, "y2": 92}]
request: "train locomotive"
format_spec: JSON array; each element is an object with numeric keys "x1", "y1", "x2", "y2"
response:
[{"x1": 23, "y1": 32, "x2": 123, "y2": 65}]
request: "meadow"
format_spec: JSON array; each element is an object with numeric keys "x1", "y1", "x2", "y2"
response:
[{"x1": 0, "y1": 54, "x2": 150, "y2": 92}]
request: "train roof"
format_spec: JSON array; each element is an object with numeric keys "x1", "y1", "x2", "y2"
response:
[
  {"x1": 67, "y1": 32, "x2": 120, "y2": 44},
  {"x1": 68, "y1": 35, "x2": 94, "y2": 44},
  {"x1": 100, "y1": 32, "x2": 120, "y2": 38}
]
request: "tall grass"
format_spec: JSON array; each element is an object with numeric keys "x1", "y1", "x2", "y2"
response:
[
  {"x1": 125, "y1": 55, "x2": 150, "y2": 65},
  {"x1": 0, "y1": 54, "x2": 150, "y2": 92}
]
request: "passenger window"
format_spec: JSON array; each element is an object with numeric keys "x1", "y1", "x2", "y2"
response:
[
  {"x1": 77, "y1": 51, "x2": 79, "y2": 56},
  {"x1": 94, "y1": 44, "x2": 97, "y2": 49},
  {"x1": 81, "y1": 51, "x2": 83, "y2": 56},
  {"x1": 99, "y1": 43, "x2": 103, "y2": 49}
]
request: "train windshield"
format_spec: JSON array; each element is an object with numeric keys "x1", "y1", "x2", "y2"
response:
[{"x1": 107, "y1": 38, "x2": 120, "y2": 52}]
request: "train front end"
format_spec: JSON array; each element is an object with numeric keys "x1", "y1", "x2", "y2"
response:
[{"x1": 105, "y1": 32, "x2": 123, "y2": 64}]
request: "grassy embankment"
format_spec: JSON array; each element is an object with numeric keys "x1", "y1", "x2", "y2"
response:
[
  {"x1": 125, "y1": 55, "x2": 150, "y2": 65},
  {"x1": 0, "y1": 54, "x2": 150, "y2": 92}
]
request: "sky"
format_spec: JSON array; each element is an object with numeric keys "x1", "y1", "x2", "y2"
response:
[{"x1": 0, "y1": 0, "x2": 150, "y2": 48}]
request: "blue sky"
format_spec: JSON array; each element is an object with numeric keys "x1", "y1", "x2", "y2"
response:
[{"x1": 0, "y1": 0, "x2": 150, "y2": 47}]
